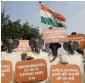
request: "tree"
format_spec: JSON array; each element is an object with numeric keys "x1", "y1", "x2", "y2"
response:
[{"x1": 1, "y1": 10, "x2": 41, "y2": 42}]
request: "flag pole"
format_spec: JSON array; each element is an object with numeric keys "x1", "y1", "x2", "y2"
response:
[
  {"x1": 39, "y1": 1, "x2": 48, "y2": 52},
  {"x1": 39, "y1": 1, "x2": 42, "y2": 34}
]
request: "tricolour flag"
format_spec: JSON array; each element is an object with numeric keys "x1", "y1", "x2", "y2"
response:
[{"x1": 40, "y1": 4, "x2": 66, "y2": 27}]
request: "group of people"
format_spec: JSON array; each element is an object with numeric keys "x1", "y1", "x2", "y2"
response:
[{"x1": 1, "y1": 38, "x2": 85, "y2": 83}]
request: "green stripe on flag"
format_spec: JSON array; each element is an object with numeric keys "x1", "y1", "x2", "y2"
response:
[{"x1": 41, "y1": 16, "x2": 66, "y2": 28}]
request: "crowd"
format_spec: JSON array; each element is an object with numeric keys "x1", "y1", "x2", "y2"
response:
[{"x1": 1, "y1": 38, "x2": 85, "y2": 83}]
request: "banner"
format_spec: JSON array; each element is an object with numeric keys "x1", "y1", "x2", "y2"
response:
[
  {"x1": 50, "y1": 64, "x2": 82, "y2": 83},
  {"x1": 16, "y1": 59, "x2": 47, "y2": 82},
  {"x1": 1, "y1": 60, "x2": 12, "y2": 83},
  {"x1": 68, "y1": 34, "x2": 85, "y2": 49},
  {"x1": 14, "y1": 40, "x2": 31, "y2": 53},
  {"x1": 43, "y1": 28, "x2": 67, "y2": 43}
]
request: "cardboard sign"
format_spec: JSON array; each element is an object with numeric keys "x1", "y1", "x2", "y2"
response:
[
  {"x1": 1, "y1": 60, "x2": 12, "y2": 83},
  {"x1": 43, "y1": 28, "x2": 68, "y2": 43},
  {"x1": 16, "y1": 59, "x2": 47, "y2": 82},
  {"x1": 68, "y1": 34, "x2": 85, "y2": 49},
  {"x1": 50, "y1": 64, "x2": 82, "y2": 83},
  {"x1": 14, "y1": 40, "x2": 31, "y2": 53}
]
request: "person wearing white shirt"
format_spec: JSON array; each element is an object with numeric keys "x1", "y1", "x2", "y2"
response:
[
  {"x1": 1, "y1": 39, "x2": 22, "y2": 83},
  {"x1": 26, "y1": 38, "x2": 50, "y2": 83},
  {"x1": 62, "y1": 41, "x2": 84, "y2": 83},
  {"x1": 48, "y1": 43, "x2": 65, "y2": 65}
]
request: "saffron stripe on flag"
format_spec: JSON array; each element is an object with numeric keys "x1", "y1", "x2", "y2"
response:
[{"x1": 40, "y1": 4, "x2": 66, "y2": 22}]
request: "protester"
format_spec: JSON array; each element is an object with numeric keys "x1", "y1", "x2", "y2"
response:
[
  {"x1": 48, "y1": 43, "x2": 66, "y2": 65},
  {"x1": 1, "y1": 45, "x2": 7, "y2": 60},
  {"x1": 1, "y1": 41, "x2": 7, "y2": 60},
  {"x1": 26, "y1": 38, "x2": 50, "y2": 83},
  {"x1": 62, "y1": 41, "x2": 84, "y2": 83},
  {"x1": 1, "y1": 39, "x2": 21, "y2": 83},
  {"x1": 61, "y1": 41, "x2": 83, "y2": 63}
]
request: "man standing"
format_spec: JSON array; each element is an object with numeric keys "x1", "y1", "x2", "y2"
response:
[
  {"x1": 1, "y1": 39, "x2": 21, "y2": 83},
  {"x1": 26, "y1": 38, "x2": 50, "y2": 83}
]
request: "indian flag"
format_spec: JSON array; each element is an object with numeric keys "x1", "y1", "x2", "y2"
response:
[{"x1": 40, "y1": 4, "x2": 66, "y2": 27}]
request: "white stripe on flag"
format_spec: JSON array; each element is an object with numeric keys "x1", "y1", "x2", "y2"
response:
[{"x1": 40, "y1": 10, "x2": 53, "y2": 19}]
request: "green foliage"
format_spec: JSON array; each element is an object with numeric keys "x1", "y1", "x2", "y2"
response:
[{"x1": 1, "y1": 10, "x2": 41, "y2": 41}]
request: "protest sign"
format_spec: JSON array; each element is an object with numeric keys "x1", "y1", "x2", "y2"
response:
[
  {"x1": 14, "y1": 40, "x2": 31, "y2": 53},
  {"x1": 1, "y1": 60, "x2": 12, "y2": 83},
  {"x1": 68, "y1": 34, "x2": 85, "y2": 49},
  {"x1": 16, "y1": 59, "x2": 47, "y2": 82},
  {"x1": 43, "y1": 27, "x2": 67, "y2": 43},
  {"x1": 50, "y1": 64, "x2": 82, "y2": 83}
]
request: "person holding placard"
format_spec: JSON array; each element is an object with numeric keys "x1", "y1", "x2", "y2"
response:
[
  {"x1": 61, "y1": 41, "x2": 84, "y2": 83},
  {"x1": 1, "y1": 39, "x2": 22, "y2": 83},
  {"x1": 26, "y1": 38, "x2": 51, "y2": 83}
]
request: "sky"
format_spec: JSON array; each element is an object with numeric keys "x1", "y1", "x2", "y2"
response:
[{"x1": 1, "y1": 1, "x2": 85, "y2": 34}]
